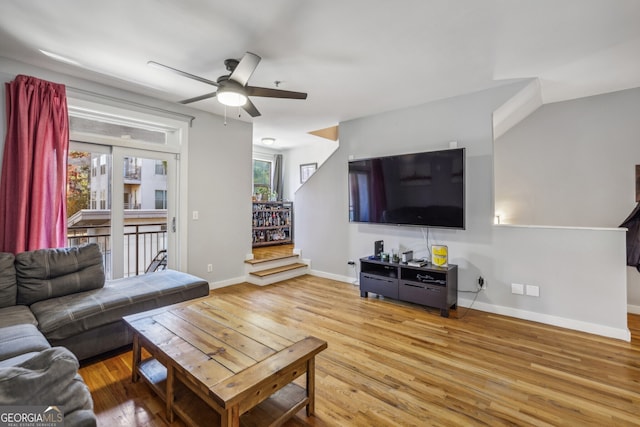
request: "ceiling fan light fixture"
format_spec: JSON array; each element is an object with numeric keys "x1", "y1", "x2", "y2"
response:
[{"x1": 217, "y1": 86, "x2": 248, "y2": 107}]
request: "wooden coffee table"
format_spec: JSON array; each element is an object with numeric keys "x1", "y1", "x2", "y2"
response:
[{"x1": 123, "y1": 296, "x2": 327, "y2": 427}]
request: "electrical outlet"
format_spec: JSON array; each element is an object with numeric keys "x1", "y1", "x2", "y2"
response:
[
  {"x1": 207, "y1": 263, "x2": 213, "y2": 272},
  {"x1": 511, "y1": 283, "x2": 524, "y2": 295}
]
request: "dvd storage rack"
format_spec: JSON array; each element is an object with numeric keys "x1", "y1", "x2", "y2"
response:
[{"x1": 252, "y1": 201, "x2": 293, "y2": 247}]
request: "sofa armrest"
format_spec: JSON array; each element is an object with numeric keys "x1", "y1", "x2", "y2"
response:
[{"x1": 0, "y1": 347, "x2": 96, "y2": 427}]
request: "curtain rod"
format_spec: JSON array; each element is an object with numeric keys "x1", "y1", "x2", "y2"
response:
[{"x1": 66, "y1": 86, "x2": 196, "y2": 127}]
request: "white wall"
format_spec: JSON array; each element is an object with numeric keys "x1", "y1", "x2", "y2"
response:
[
  {"x1": 252, "y1": 139, "x2": 337, "y2": 205},
  {"x1": 284, "y1": 140, "x2": 338, "y2": 202},
  {"x1": 495, "y1": 87, "x2": 640, "y2": 311},
  {"x1": 0, "y1": 57, "x2": 253, "y2": 287},
  {"x1": 295, "y1": 81, "x2": 630, "y2": 340},
  {"x1": 495, "y1": 88, "x2": 640, "y2": 228},
  {"x1": 187, "y1": 108, "x2": 252, "y2": 287}
]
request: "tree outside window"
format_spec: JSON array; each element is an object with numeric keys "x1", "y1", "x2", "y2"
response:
[{"x1": 253, "y1": 159, "x2": 272, "y2": 197}]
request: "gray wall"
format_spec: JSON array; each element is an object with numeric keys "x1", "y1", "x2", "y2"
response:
[
  {"x1": 295, "y1": 81, "x2": 630, "y2": 340},
  {"x1": 285, "y1": 140, "x2": 338, "y2": 202},
  {"x1": 0, "y1": 57, "x2": 253, "y2": 286},
  {"x1": 495, "y1": 87, "x2": 640, "y2": 311},
  {"x1": 495, "y1": 88, "x2": 640, "y2": 228}
]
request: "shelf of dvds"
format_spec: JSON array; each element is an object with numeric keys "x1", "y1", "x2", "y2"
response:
[{"x1": 252, "y1": 201, "x2": 293, "y2": 247}]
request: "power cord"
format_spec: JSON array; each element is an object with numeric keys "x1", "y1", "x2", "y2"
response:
[
  {"x1": 348, "y1": 261, "x2": 359, "y2": 286},
  {"x1": 457, "y1": 288, "x2": 481, "y2": 319},
  {"x1": 421, "y1": 227, "x2": 432, "y2": 261}
]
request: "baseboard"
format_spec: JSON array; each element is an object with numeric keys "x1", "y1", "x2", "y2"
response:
[
  {"x1": 209, "y1": 276, "x2": 245, "y2": 290},
  {"x1": 628, "y1": 304, "x2": 640, "y2": 315},
  {"x1": 309, "y1": 269, "x2": 356, "y2": 285},
  {"x1": 459, "y1": 297, "x2": 631, "y2": 342}
]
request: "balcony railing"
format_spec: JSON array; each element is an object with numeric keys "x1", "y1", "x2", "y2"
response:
[
  {"x1": 124, "y1": 164, "x2": 142, "y2": 181},
  {"x1": 67, "y1": 223, "x2": 167, "y2": 279}
]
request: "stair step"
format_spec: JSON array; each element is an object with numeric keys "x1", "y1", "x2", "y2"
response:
[
  {"x1": 249, "y1": 262, "x2": 308, "y2": 278},
  {"x1": 245, "y1": 254, "x2": 299, "y2": 265}
]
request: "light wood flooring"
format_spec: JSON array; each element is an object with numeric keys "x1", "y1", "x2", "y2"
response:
[
  {"x1": 80, "y1": 271, "x2": 640, "y2": 426},
  {"x1": 251, "y1": 243, "x2": 294, "y2": 261}
]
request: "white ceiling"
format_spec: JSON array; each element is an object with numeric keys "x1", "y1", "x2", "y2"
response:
[{"x1": 0, "y1": 0, "x2": 639, "y2": 149}]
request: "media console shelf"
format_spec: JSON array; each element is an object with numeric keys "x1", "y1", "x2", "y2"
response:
[{"x1": 359, "y1": 257, "x2": 458, "y2": 317}]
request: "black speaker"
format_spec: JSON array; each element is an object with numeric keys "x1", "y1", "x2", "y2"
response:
[{"x1": 374, "y1": 240, "x2": 384, "y2": 258}]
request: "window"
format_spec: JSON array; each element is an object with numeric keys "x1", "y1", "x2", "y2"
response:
[
  {"x1": 155, "y1": 190, "x2": 167, "y2": 209},
  {"x1": 70, "y1": 116, "x2": 167, "y2": 145},
  {"x1": 253, "y1": 159, "x2": 272, "y2": 195},
  {"x1": 100, "y1": 154, "x2": 107, "y2": 175},
  {"x1": 155, "y1": 160, "x2": 167, "y2": 175}
]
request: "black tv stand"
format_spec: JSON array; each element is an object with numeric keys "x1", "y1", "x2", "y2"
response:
[{"x1": 359, "y1": 257, "x2": 458, "y2": 317}]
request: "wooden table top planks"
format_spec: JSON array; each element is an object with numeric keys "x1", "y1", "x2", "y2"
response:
[{"x1": 124, "y1": 295, "x2": 327, "y2": 427}]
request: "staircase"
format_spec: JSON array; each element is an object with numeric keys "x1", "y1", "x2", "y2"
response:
[{"x1": 245, "y1": 252, "x2": 310, "y2": 286}]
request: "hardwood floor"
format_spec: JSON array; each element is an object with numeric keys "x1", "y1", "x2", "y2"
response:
[{"x1": 80, "y1": 275, "x2": 640, "y2": 426}]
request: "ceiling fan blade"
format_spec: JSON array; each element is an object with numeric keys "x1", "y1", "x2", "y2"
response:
[
  {"x1": 179, "y1": 91, "x2": 218, "y2": 104},
  {"x1": 229, "y1": 52, "x2": 261, "y2": 86},
  {"x1": 246, "y1": 86, "x2": 308, "y2": 100},
  {"x1": 242, "y1": 99, "x2": 261, "y2": 117},
  {"x1": 148, "y1": 61, "x2": 220, "y2": 87}
]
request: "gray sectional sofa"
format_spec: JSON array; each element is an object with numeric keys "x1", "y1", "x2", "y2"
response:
[{"x1": 0, "y1": 243, "x2": 210, "y2": 426}]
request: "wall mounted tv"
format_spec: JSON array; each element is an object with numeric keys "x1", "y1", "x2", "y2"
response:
[{"x1": 348, "y1": 148, "x2": 465, "y2": 229}]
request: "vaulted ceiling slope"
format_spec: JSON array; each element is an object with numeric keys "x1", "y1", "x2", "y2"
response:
[{"x1": 0, "y1": 0, "x2": 639, "y2": 148}]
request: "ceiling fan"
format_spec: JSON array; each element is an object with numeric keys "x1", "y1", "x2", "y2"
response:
[{"x1": 148, "y1": 52, "x2": 307, "y2": 117}]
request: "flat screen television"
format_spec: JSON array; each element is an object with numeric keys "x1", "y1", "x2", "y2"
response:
[{"x1": 348, "y1": 148, "x2": 465, "y2": 229}]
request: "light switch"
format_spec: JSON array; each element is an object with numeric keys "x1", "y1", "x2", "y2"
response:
[
  {"x1": 192, "y1": 211, "x2": 199, "y2": 220},
  {"x1": 526, "y1": 284, "x2": 540, "y2": 297}
]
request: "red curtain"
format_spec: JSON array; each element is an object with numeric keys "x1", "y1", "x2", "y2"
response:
[{"x1": 0, "y1": 75, "x2": 69, "y2": 254}]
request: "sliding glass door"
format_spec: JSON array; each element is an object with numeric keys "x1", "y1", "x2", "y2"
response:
[
  {"x1": 112, "y1": 147, "x2": 177, "y2": 278},
  {"x1": 67, "y1": 96, "x2": 189, "y2": 278},
  {"x1": 67, "y1": 142, "x2": 114, "y2": 276},
  {"x1": 67, "y1": 143, "x2": 178, "y2": 279}
]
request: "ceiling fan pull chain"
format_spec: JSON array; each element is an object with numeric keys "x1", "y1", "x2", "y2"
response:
[
  {"x1": 224, "y1": 105, "x2": 227, "y2": 126},
  {"x1": 238, "y1": 106, "x2": 241, "y2": 118}
]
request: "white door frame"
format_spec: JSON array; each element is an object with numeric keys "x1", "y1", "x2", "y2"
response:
[
  {"x1": 112, "y1": 147, "x2": 179, "y2": 278},
  {"x1": 68, "y1": 97, "x2": 190, "y2": 277}
]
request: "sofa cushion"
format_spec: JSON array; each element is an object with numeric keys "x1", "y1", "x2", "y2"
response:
[
  {"x1": 15, "y1": 243, "x2": 105, "y2": 305},
  {"x1": 0, "y1": 305, "x2": 38, "y2": 328},
  {"x1": 30, "y1": 269, "x2": 209, "y2": 341},
  {"x1": 0, "y1": 324, "x2": 50, "y2": 362},
  {"x1": 0, "y1": 252, "x2": 16, "y2": 308}
]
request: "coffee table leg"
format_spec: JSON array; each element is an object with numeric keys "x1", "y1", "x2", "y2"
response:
[
  {"x1": 166, "y1": 365, "x2": 174, "y2": 422},
  {"x1": 131, "y1": 334, "x2": 141, "y2": 383},
  {"x1": 220, "y1": 406, "x2": 240, "y2": 427},
  {"x1": 306, "y1": 357, "x2": 316, "y2": 416}
]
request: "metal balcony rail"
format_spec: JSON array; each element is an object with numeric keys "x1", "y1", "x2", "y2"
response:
[{"x1": 67, "y1": 223, "x2": 167, "y2": 279}]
